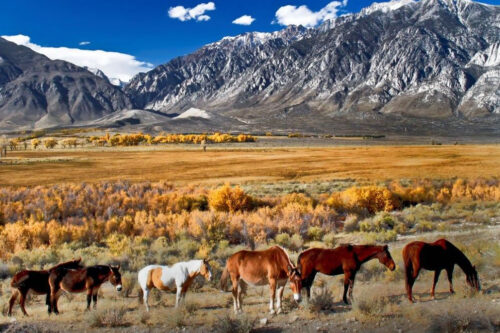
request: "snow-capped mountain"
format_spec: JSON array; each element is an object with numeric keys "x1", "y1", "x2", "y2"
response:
[
  {"x1": 0, "y1": 38, "x2": 132, "y2": 129},
  {"x1": 125, "y1": 0, "x2": 499, "y2": 125}
]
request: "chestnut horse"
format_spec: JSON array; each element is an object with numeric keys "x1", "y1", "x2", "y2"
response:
[
  {"x1": 403, "y1": 239, "x2": 480, "y2": 302},
  {"x1": 8, "y1": 259, "x2": 83, "y2": 316},
  {"x1": 298, "y1": 245, "x2": 396, "y2": 304},
  {"x1": 138, "y1": 259, "x2": 212, "y2": 311},
  {"x1": 220, "y1": 246, "x2": 302, "y2": 314},
  {"x1": 48, "y1": 265, "x2": 122, "y2": 314}
]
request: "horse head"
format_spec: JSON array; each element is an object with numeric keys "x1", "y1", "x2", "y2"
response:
[
  {"x1": 108, "y1": 265, "x2": 122, "y2": 291},
  {"x1": 287, "y1": 265, "x2": 302, "y2": 303},
  {"x1": 379, "y1": 245, "x2": 396, "y2": 271},
  {"x1": 466, "y1": 265, "x2": 481, "y2": 291},
  {"x1": 200, "y1": 259, "x2": 213, "y2": 281}
]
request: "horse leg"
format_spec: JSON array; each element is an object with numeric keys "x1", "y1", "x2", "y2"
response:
[
  {"x1": 143, "y1": 287, "x2": 150, "y2": 311},
  {"x1": 46, "y1": 292, "x2": 52, "y2": 314},
  {"x1": 348, "y1": 271, "x2": 357, "y2": 302},
  {"x1": 92, "y1": 288, "x2": 99, "y2": 309},
  {"x1": 237, "y1": 280, "x2": 246, "y2": 313},
  {"x1": 175, "y1": 288, "x2": 182, "y2": 308},
  {"x1": 446, "y1": 266, "x2": 455, "y2": 294},
  {"x1": 342, "y1": 271, "x2": 353, "y2": 304},
  {"x1": 276, "y1": 285, "x2": 285, "y2": 314},
  {"x1": 86, "y1": 288, "x2": 92, "y2": 310},
  {"x1": 303, "y1": 270, "x2": 317, "y2": 300},
  {"x1": 50, "y1": 289, "x2": 60, "y2": 315},
  {"x1": 268, "y1": 279, "x2": 277, "y2": 315},
  {"x1": 405, "y1": 261, "x2": 420, "y2": 303},
  {"x1": 19, "y1": 289, "x2": 29, "y2": 316},
  {"x1": 231, "y1": 277, "x2": 239, "y2": 314},
  {"x1": 8, "y1": 289, "x2": 19, "y2": 316},
  {"x1": 431, "y1": 270, "x2": 441, "y2": 300}
]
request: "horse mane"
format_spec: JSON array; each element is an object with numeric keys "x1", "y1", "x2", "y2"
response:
[
  {"x1": 48, "y1": 258, "x2": 83, "y2": 272},
  {"x1": 274, "y1": 245, "x2": 295, "y2": 268}
]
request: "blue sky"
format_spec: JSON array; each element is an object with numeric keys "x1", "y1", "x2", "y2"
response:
[{"x1": 1, "y1": 0, "x2": 498, "y2": 81}]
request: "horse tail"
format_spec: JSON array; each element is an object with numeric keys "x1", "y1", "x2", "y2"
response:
[{"x1": 220, "y1": 265, "x2": 229, "y2": 292}]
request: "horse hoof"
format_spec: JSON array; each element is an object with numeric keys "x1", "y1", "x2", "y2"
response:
[{"x1": 276, "y1": 308, "x2": 282, "y2": 314}]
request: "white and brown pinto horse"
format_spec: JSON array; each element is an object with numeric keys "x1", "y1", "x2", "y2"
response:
[
  {"x1": 138, "y1": 259, "x2": 212, "y2": 311},
  {"x1": 220, "y1": 246, "x2": 302, "y2": 314}
]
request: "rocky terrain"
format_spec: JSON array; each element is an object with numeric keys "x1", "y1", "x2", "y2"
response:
[{"x1": 1, "y1": 0, "x2": 499, "y2": 134}]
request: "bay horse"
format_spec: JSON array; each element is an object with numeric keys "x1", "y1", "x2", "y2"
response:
[
  {"x1": 48, "y1": 265, "x2": 122, "y2": 314},
  {"x1": 8, "y1": 258, "x2": 83, "y2": 316},
  {"x1": 298, "y1": 245, "x2": 395, "y2": 304},
  {"x1": 403, "y1": 239, "x2": 480, "y2": 303},
  {"x1": 138, "y1": 259, "x2": 212, "y2": 311},
  {"x1": 220, "y1": 246, "x2": 302, "y2": 314}
]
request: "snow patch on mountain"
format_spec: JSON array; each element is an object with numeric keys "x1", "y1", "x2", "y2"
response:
[
  {"x1": 468, "y1": 43, "x2": 500, "y2": 67},
  {"x1": 175, "y1": 108, "x2": 211, "y2": 119},
  {"x1": 361, "y1": 0, "x2": 416, "y2": 15}
]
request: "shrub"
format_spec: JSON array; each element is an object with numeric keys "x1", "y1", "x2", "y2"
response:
[
  {"x1": 290, "y1": 234, "x2": 304, "y2": 251},
  {"x1": 44, "y1": 138, "x2": 57, "y2": 149},
  {"x1": 211, "y1": 314, "x2": 256, "y2": 333},
  {"x1": 322, "y1": 232, "x2": 336, "y2": 248},
  {"x1": 89, "y1": 306, "x2": 128, "y2": 327},
  {"x1": 275, "y1": 233, "x2": 291, "y2": 247},
  {"x1": 31, "y1": 138, "x2": 40, "y2": 149},
  {"x1": 208, "y1": 184, "x2": 253, "y2": 212},
  {"x1": 307, "y1": 226, "x2": 324, "y2": 241},
  {"x1": 308, "y1": 287, "x2": 335, "y2": 312}
]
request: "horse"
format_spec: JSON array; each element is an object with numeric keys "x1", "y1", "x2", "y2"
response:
[
  {"x1": 48, "y1": 265, "x2": 122, "y2": 314},
  {"x1": 403, "y1": 238, "x2": 480, "y2": 303},
  {"x1": 220, "y1": 246, "x2": 302, "y2": 314},
  {"x1": 8, "y1": 258, "x2": 83, "y2": 316},
  {"x1": 297, "y1": 244, "x2": 395, "y2": 304},
  {"x1": 138, "y1": 259, "x2": 212, "y2": 311}
]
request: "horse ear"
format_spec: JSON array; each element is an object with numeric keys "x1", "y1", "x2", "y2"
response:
[
  {"x1": 116, "y1": 264, "x2": 121, "y2": 270},
  {"x1": 384, "y1": 245, "x2": 388, "y2": 250}
]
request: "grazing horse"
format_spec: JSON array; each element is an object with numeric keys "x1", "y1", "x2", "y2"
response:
[
  {"x1": 48, "y1": 265, "x2": 122, "y2": 314},
  {"x1": 8, "y1": 259, "x2": 83, "y2": 316},
  {"x1": 298, "y1": 245, "x2": 396, "y2": 304},
  {"x1": 138, "y1": 259, "x2": 212, "y2": 311},
  {"x1": 220, "y1": 246, "x2": 302, "y2": 314},
  {"x1": 403, "y1": 239, "x2": 480, "y2": 303}
]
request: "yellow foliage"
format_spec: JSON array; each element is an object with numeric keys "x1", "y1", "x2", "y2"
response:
[{"x1": 208, "y1": 184, "x2": 253, "y2": 212}]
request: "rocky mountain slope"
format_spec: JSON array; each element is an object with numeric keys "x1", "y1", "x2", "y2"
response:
[
  {"x1": 0, "y1": 37, "x2": 132, "y2": 130},
  {"x1": 124, "y1": 0, "x2": 499, "y2": 127}
]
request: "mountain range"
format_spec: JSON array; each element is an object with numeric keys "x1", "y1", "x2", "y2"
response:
[{"x1": 1, "y1": 0, "x2": 499, "y2": 135}]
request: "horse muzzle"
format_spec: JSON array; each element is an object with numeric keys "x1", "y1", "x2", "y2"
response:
[
  {"x1": 293, "y1": 293, "x2": 302, "y2": 303},
  {"x1": 116, "y1": 284, "x2": 123, "y2": 292}
]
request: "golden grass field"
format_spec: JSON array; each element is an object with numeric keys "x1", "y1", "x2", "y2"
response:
[
  {"x1": 1, "y1": 227, "x2": 499, "y2": 332},
  {"x1": 1, "y1": 141, "x2": 500, "y2": 332},
  {"x1": 1, "y1": 144, "x2": 499, "y2": 187}
]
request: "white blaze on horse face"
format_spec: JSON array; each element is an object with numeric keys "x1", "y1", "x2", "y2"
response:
[
  {"x1": 116, "y1": 284, "x2": 122, "y2": 291},
  {"x1": 293, "y1": 293, "x2": 301, "y2": 302}
]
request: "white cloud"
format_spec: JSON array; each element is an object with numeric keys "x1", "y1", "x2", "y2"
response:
[
  {"x1": 275, "y1": 0, "x2": 347, "y2": 27},
  {"x1": 2, "y1": 34, "x2": 153, "y2": 83},
  {"x1": 79, "y1": 41, "x2": 91, "y2": 46},
  {"x1": 232, "y1": 15, "x2": 255, "y2": 26},
  {"x1": 168, "y1": 2, "x2": 215, "y2": 22}
]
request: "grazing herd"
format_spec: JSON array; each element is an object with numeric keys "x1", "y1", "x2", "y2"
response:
[{"x1": 7, "y1": 238, "x2": 481, "y2": 317}]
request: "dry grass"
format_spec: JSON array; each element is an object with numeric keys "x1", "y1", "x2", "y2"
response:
[{"x1": 1, "y1": 145, "x2": 499, "y2": 186}]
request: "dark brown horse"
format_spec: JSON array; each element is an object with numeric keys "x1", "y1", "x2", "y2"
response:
[
  {"x1": 8, "y1": 259, "x2": 83, "y2": 316},
  {"x1": 298, "y1": 245, "x2": 396, "y2": 304},
  {"x1": 48, "y1": 265, "x2": 122, "y2": 314},
  {"x1": 403, "y1": 239, "x2": 480, "y2": 302},
  {"x1": 220, "y1": 246, "x2": 302, "y2": 314}
]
